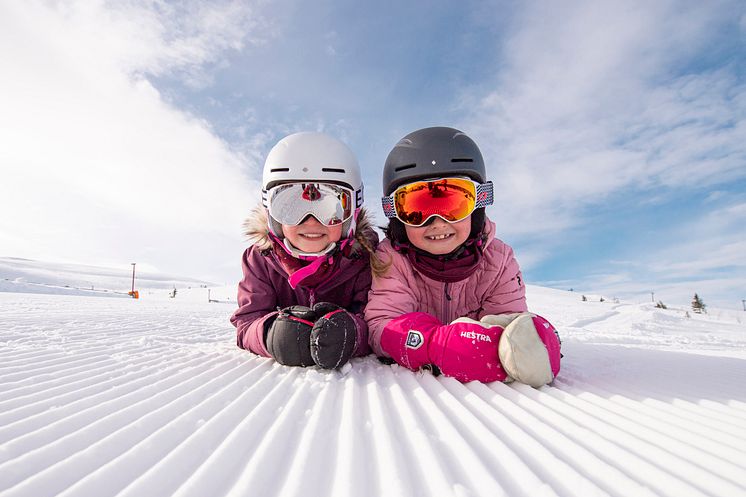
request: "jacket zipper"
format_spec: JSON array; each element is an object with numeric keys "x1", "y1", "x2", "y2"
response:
[
  {"x1": 309, "y1": 289, "x2": 316, "y2": 307},
  {"x1": 443, "y1": 282, "x2": 452, "y2": 322}
]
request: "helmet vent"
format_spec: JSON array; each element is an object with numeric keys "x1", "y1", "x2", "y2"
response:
[
  {"x1": 394, "y1": 163, "x2": 416, "y2": 172},
  {"x1": 270, "y1": 168, "x2": 290, "y2": 172},
  {"x1": 322, "y1": 168, "x2": 345, "y2": 173},
  {"x1": 451, "y1": 158, "x2": 473, "y2": 163}
]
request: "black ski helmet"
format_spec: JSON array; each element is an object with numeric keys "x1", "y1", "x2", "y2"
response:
[
  {"x1": 382, "y1": 126, "x2": 489, "y2": 247},
  {"x1": 382, "y1": 126, "x2": 487, "y2": 195}
]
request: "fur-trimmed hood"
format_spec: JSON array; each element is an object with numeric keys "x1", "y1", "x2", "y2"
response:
[{"x1": 242, "y1": 205, "x2": 378, "y2": 256}]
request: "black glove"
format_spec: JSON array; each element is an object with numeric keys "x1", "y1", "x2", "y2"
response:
[
  {"x1": 266, "y1": 305, "x2": 317, "y2": 367},
  {"x1": 310, "y1": 302, "x2": 358, "y2": 369}
]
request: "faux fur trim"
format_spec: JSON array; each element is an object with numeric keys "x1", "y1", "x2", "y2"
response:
[
  {"x1": 242, "y1": 205, "x2": 377, "y2": 254},
  {"x1": 242, "y1": 205, "x2": 274, "y2": 251}
]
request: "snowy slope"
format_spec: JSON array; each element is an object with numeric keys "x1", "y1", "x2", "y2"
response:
[
  {"x1": 1, "y1": 286, "x2": 746, "y2": 497},
  {"x1": 0, "y1": 257, "x2": 216, "y2": 298}
]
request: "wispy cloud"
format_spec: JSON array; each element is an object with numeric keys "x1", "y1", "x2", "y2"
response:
[
  {"x1": 458, "y1": 0, "x2": 746, "y2": 306},
  {"x1": 543, "y1": 199, "x2": 746, "y2": 308},
  {"x1": 0, "y1": 1, "x2": 272, "y2": 281},
  {"x1": 1, "y1": 0, "x2": 744, "y2": 303},
  {"x1": 466, "y1": 1, "x2": 745, "y2": 238}
]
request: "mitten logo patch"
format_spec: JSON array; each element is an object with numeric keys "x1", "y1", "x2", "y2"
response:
[{"x1": 405, "y1": 330, "x2": 424, "y2": 349}]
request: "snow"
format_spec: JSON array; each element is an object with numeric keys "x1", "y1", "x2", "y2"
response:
[
  {"x1": 1, "y1": 264, "x2": 746, "y2": 497},
  {"x1": 0, "y1": 257, "x2": 218, "y2": 299}
]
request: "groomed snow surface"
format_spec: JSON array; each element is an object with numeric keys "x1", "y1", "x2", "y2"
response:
[{"x1": 1, "y1": 285, "x2": 746, "y2": 497}]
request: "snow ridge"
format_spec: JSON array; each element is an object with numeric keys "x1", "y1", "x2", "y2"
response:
[{"x1": 1, "y1": 289, "x2": 745, "y2": 497}]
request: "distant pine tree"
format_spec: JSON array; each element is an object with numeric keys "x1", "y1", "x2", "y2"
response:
[
  {"x1": 691, "y1": 293, "x2": 706, "y2": 314},
  {"x1": 582, "y1": 295, "x2": 587, "y2": 302},
  {"x1": 655, "y1": 300, "x2": 667, "y2": 309}
]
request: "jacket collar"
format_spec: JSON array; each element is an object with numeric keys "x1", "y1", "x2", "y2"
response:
[{"x1": 392, "y1": 218, "x2": 497, "y2": 283}]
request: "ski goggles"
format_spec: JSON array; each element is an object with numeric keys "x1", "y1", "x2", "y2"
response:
[
  {"x1": 264, "y1": 182, "x2": 354, "y2": 226},
  {"x1": 381, "y1": 177, "x2": 493, "y2": 227}
]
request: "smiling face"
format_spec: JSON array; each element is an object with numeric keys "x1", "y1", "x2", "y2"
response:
[
  {"x1": 404, "y1": 215, "x2": 471, "y2": 255},
  {"x1": 281, "y1": 215, "x2": 343, "y2": 254}
]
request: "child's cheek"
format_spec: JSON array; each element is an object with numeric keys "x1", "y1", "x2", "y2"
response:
[
  {"x1": 404, "y1": 226, "x2": 426, "y2": 249},
  {"x1": 327, "y1": 225, "x2": 343, "y2": 243}
]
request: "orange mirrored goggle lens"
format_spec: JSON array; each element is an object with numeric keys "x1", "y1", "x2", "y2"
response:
[{"x1": 393, "y1": 178, "x2": 477, "y2": 227}]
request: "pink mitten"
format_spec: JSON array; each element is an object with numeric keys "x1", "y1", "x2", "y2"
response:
[
  {"x1": 381, "y1": 313, "x2": 540, "y2": 384},
  {"x1": 430, "y1": 317, "x2": 508, "y2": 382},
  {"x1": 380, "y1": 312, "x2": 442, "y2": 371}
]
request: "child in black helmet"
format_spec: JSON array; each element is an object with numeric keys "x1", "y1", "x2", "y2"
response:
[{"x1": 365, "y1": 127, "x2": 562, "y2": 386}]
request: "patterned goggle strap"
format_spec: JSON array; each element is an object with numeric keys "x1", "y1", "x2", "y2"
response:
[
  {"x1": 381, "y1": 195, "x2": 396, "y2": 219},
  {"x1": 475, "y1": 181, "x2": 494, "y2": 209}
]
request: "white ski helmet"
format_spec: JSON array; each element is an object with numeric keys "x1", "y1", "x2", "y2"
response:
[{"x1": 261, "y1": 131, "x2": 364, "y2": 241}]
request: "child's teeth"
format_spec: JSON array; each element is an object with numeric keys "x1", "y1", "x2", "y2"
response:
[{"x1": 428, "y1": 234, "x2": 450, "y2": 240}]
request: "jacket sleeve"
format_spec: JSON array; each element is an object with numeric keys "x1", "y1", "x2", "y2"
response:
[
  {"x1": 349, "y1": 269, "x2": 372, "y2": 358},
  {"x1": 230, "y1": 248, "x2": 279, "y2": 357},
  {"x1": 479, "y1": 243, "x2": 528, "y2": 318},
  {"x1": 364, "y1": 246, "x2": 420, "y2": 357}
]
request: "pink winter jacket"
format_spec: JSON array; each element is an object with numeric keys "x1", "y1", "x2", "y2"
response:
[{"x1": 365, "y1": 219, "x2": 528, "y2": 357}]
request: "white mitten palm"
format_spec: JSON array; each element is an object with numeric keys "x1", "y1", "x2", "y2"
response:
[{"x1": 481, "y1": 313, "x2": 561, "y2": 387}]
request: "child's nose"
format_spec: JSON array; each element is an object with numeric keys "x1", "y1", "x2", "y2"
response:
[{"x1": 301, "y1": 215, "x2": 323, "y2": 226}]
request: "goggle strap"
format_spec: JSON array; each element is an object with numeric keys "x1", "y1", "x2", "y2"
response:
[
  {"x1": 261, "y1": 189, "x2": 268, "y2": 208},
  {"x1": 381, "y1": 195, "x2": 396, "y2": 219},
  {"x1": 475, "y1": 181, "x2": 494, "y2": 208}
]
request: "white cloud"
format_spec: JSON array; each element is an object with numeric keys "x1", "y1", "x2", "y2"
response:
[
  {"x1": 550, "y1": 200, "x2": 746, "y2": 308},
  {"x1": 462, "y1": 1, "x2": 746, "y2": 239},
  {"x1": 325, "y1": 30, "x2": 338, "y2": 57},
  {"x1": 457, "y1": 1, "x2": 746, "y2": 307},
  {"x1": 0, "y1": 1, "x2": 271, "y2": 282}
]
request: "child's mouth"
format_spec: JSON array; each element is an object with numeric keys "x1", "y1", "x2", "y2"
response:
[
  {"x1": 299, "y1": 233, "x2": 326, "y2": 239},
  {"x1": 425, "y1": 233, "x2": 453, "y2": 241}
]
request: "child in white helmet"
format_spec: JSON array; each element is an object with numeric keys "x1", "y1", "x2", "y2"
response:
[{"x1": 230, "y1": 132, "x2": 379, "y2": 369}]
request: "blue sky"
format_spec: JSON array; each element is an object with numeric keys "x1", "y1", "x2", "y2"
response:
[{"x1": 1, "y1": 0, "x2": 745, "y2": 309}]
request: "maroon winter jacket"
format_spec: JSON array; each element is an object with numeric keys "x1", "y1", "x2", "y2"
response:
[{"x1": 230, "y1": 207, "x2": 377, "y2": 358}]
